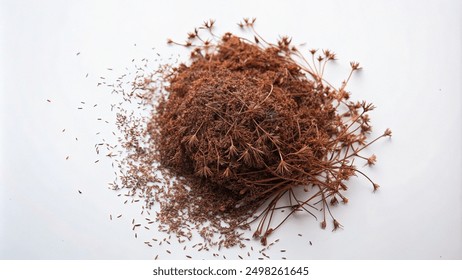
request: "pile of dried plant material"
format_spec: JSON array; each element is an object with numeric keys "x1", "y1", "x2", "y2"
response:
[{"x1": 110, "y1": 19, "x2": 391, "y2": 248}]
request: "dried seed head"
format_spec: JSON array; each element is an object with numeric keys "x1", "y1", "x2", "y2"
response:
[
  {"x1": 238, "y1": 149, "x2": 252, "y2": 165},
  {"x1": 223, "y1": 167, "x2": 232, "y2": 177},
  {"x1": 261, "y1": 236, "x2": 267, "y2": 246},
  {"x1": 227, "y1": 144, "x2": 238, "y2": 157},
  {"x1": 187, "y1": 32, "x2": 196, "y2": 39},
  {"x1": 333, "y1": 219, "x2": 343, "y2": 231},
  {"x1": 366, "y1": 154, "x2": 377, "y2": 166},
  {"x1": 182, "y1": 134, "x2": 198, "y2": 147},
  {"x1": 330, "y1": 196, "x2": 339, "y2": 205},
  {"x1": 196, "y1": 165, "x2": 213, "y2": 178},
  {"x1": 275, "y1": 160, "x2": 291, "y2": 175},
  {"x1": 350, "y1": 61, "x2": 361, "y2": 70}
]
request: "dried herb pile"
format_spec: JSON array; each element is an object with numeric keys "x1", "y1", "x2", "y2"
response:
[{"x1": 111, "y1": 19, "x2": 391, "y2": 248}]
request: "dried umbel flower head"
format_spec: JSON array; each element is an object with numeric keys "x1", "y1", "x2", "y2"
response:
[{"x1": 111, "y1": 19, "x2": 391, "y2": 248}]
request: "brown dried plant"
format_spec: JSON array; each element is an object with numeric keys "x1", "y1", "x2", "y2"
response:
[{"x1": 111, "y1": 19, "x2": 391, "y2": 248}]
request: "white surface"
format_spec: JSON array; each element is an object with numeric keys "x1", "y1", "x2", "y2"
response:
[{"x1": 1, "y1": 0, "x2": 461, "y2": 259}]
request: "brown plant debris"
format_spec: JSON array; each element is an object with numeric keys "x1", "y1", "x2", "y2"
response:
[{"x1": 109, "y1": 19, "x2": 391, "y2": 248}]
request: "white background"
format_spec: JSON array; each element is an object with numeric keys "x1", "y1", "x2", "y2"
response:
[{"x1": 1, "y1": 0, "x2": 461, "y2": 259}]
